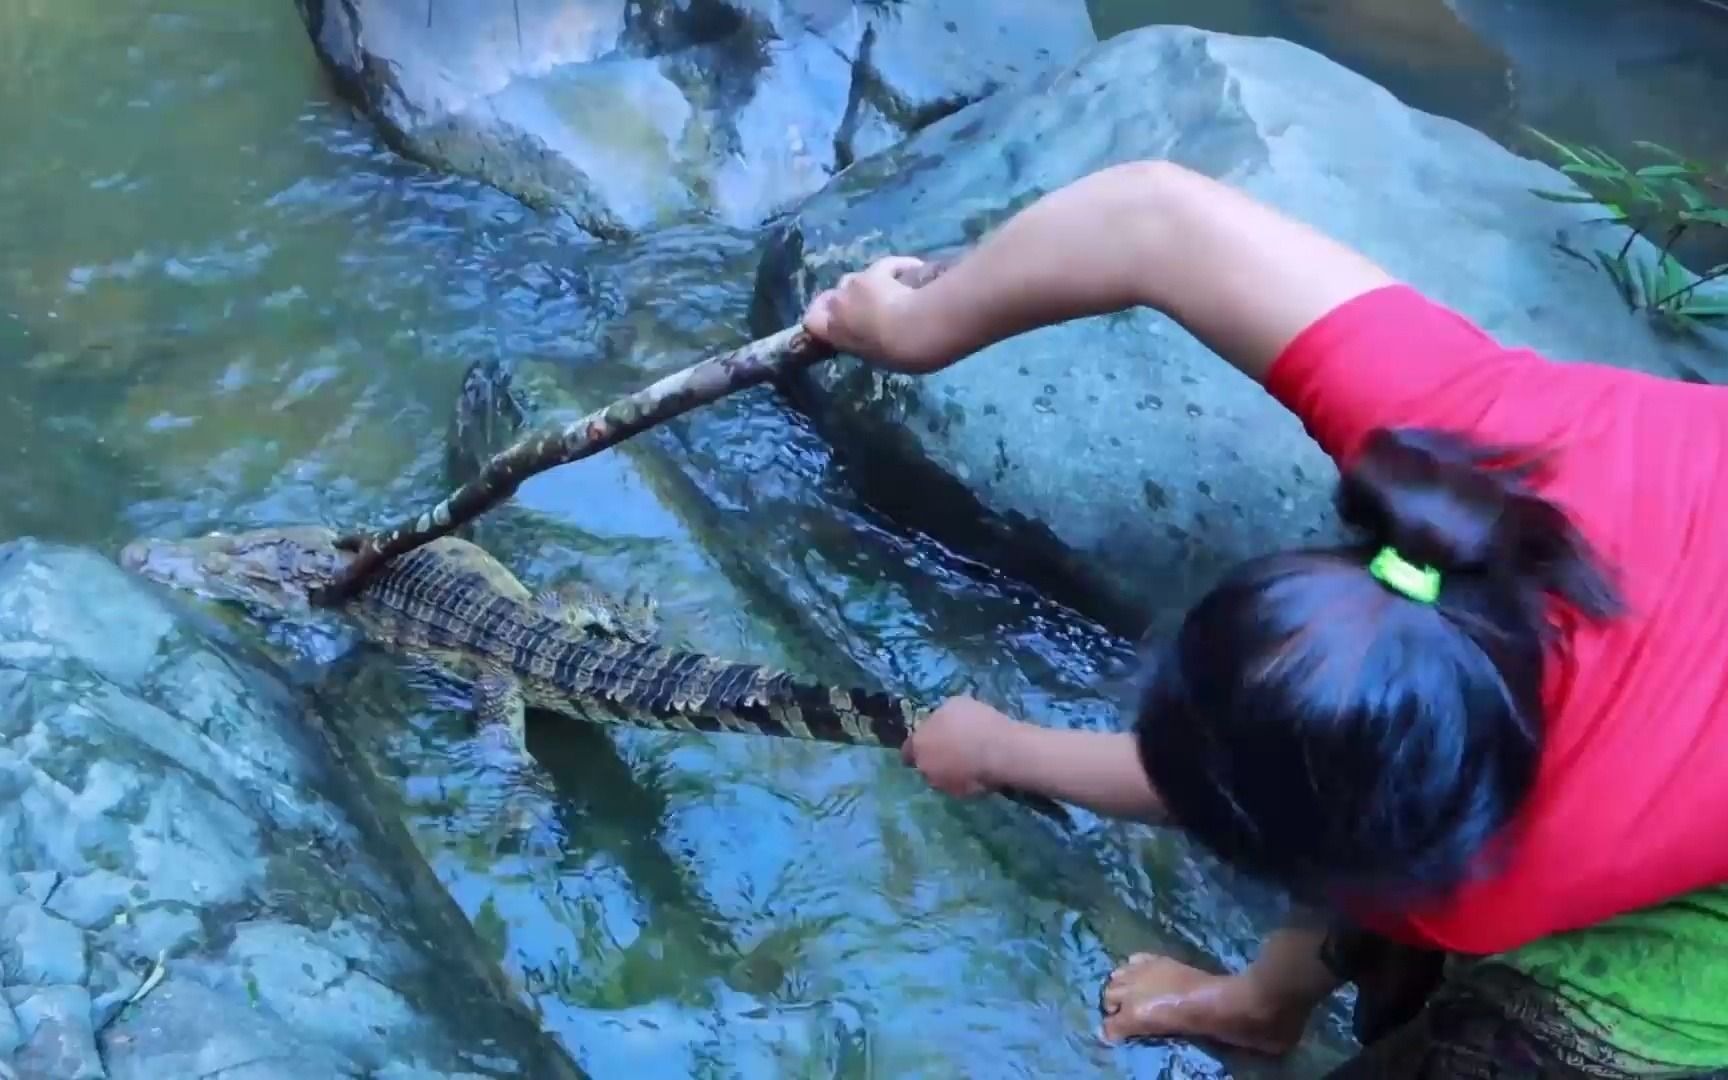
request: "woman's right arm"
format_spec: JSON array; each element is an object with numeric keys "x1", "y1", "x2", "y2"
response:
[
  {"x1": 905, "y1": 697, "x2": 1168, "y2": 823},
  {"x1": 801, "y1": 159, "x2": 1396, "y2": 386}
]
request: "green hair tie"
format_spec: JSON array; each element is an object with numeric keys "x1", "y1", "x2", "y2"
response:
[{"x1": 1369, "y1": 546, "x2": 1441, "y2": 604}]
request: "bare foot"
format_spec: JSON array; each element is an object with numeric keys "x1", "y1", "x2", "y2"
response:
[{"x1": 1098, "y1": 953, "x2": 1311, "y2": 1054}]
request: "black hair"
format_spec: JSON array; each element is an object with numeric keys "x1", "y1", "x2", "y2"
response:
[{"x1": 1136, "y1": 427, "x2": 1623, "y2": 908}]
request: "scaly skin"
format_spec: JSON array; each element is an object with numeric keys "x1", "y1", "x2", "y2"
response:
[{"x1": 118, "y1": 526, "x2": 925, "y2": 751}]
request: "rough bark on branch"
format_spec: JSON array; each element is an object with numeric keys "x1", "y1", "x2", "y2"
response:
[{"x1": 314, "y1": 258, "x2": 951, "y2": 605}]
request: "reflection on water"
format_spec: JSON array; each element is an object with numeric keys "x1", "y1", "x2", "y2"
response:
[{"x1": 0, "y1": 0, "x2": 1332, "y2": 1076}]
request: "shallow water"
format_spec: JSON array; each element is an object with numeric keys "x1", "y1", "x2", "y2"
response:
[
  {"x1": 0, "y1": 2, "x2": 1329, "y2": 1076},
  {"x1": 9, "y1": 0, "x2": 1719, "y2": 1076}
]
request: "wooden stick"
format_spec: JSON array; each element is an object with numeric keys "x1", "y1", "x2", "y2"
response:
[{"x1": 313, "y1": 258, "x2": 953, "y2": 605}]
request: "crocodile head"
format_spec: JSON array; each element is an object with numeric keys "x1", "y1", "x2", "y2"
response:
[{"x1": 119, "y1": 525, "x2": 349, "y2": 618}]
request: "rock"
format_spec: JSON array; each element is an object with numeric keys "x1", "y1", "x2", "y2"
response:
[
  {"x1": 0, "y1": 541, "x2": 581, "y2": 1079},
  {"x1": 294, "y1": 0, "x2": 1094, "y2": 236},
  {"x1": 2, "y1": 903, "x2": 87, "y2": 986},
  {"x1": 11, "y1": 987, "x2": 102, "y2": 1080},
  {"x1": 0, "y1": 998, "x2": 19, "y2": 1059},
  {"x1": 854, "y1": 0, "x2": 1093, "y2": 131},
  {"x1": 753, "y1": 26, "x2": 1728, "y2": 635}
]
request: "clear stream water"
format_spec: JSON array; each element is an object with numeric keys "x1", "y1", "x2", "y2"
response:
[{"x1": 3, "y1": 1, "x2": 1724, "y2": 1077}]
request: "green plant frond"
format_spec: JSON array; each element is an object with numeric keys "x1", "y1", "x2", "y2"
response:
[
  {"x1": 1559, "y1": 162, "x2": 1626, "y2": 181},
  {"x1": 1533, "y1": 134, "x2": 1725, "y2": 322},
  {"x1": 1592, "y1": 148, "x2": 1635, "y2": 175},
  {"x1": 1530, "y1": 188, "x2": 1609, "y2": 205},
  {"x1": 1633, "y1": 140, "x2": 1691, "y2": 164},
  {"x1": 1525, "y1": 126, "x2": 1588, "y2": 166},
  {"x1": 1636, "y1": 164, "x2": 1697, "y2": 179},
  {"x1": 1594, "y1": 249, "x2": 1635, "y2": 306},
  {"x1": 1637, "y1": 257, "x2": 1661, "y2": 306},
  {"x1": 1674, "y1": 296, "x2": 1728, "y2": 318},
  {"x1": 1655, "y1": 257, "x2": 1691, "y2": 310}
]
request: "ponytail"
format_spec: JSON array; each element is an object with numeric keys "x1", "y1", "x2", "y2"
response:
[
  {"x1": 1136, "y1": 427, "x2": 1622, "y2": 906},
  {"x1": 1340, "y1": 427, "x2": 1622, "y2": 633}
]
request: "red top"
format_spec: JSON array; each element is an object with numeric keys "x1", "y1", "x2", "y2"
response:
[{"x1": 1265, "y1": 284, "x2": 1728, "y2": 955}]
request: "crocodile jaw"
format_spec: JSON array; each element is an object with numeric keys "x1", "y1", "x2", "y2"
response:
[{"x1": 119, "y1": 525, "x2": 350, "y2": 618}]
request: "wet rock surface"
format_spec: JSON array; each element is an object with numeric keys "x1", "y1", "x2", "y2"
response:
[
  {"x1": 293, "y1": 0, "x2": 1094, "y2": 237},
  {"x1": 753, "y1": 24, "x2": 1728, "y2": 636},
  {"x1": 437, "y1": 223, "x2": 1359, "y2": 1077},
  {"x1": 0, "y1": 540, "x2": 580, "y2": 1079}
]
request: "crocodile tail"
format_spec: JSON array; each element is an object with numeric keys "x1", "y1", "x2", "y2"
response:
[
  {"x1": 580, "y1": 646, "x2": 924, "y2": 748},
  {"x1": 737, "y1": 676, "x2": 923, "y2": 749},
  {"x1": 586, "y1": 651, "x2": 1070, "y2": 825}
]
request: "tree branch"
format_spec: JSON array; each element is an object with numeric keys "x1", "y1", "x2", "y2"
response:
[{"x1": 313, "y1": 257, "x2": 952, "y2": 605}]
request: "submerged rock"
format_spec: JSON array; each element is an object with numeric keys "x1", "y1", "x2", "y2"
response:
[
  {"x1": 753, "y1": 25, "x2": 1728, "y2": 636},
  {"x1": 293, "y1": 0, "x2": 1094, "y2": 236},
  {"x1": 0, "y1": 541, "x2": 581, "y2": 1079}
]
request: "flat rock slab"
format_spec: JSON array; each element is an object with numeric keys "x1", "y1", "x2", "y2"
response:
[
  {"x1": 753, "y1": 25, "x2": 1728, "y2": 635},
  {"x1": 294, "y1": 0, "x2": 1094, "y2": 236},
  {"x1": 0, "y1": 541, "x2": 581, "y2": 1079}
]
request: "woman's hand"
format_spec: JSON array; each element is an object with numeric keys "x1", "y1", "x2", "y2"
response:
[
  {"x1": 801, "y1": 256, "x2": 939, "y2": 372},
  {"x1": 903, "y1": 697, "x2": 1169, "y2": 821},
  {"x1": 901, "y1": 695, "x2": 1016, "y2": 797}
]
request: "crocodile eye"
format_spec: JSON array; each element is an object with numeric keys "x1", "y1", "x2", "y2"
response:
[{"x1": 203, "y1": 552, "x2": 231, "y2": 573}]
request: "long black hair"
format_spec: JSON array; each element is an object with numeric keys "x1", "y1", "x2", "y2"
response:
[{"x1": 1136, "y1": 427, "x2": 1623, "y2": 908}]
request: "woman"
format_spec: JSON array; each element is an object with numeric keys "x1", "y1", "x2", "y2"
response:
[{"x1": 801, "y1": 160, "x2": 1728, "y2": 1066}]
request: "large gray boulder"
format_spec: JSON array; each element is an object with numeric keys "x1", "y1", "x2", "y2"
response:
[
  {"x1": 753, "y1": 26, "x2": 1728, "y2": 635},
  {"x1": 0, "y1": 541, "x2": 580, "y2": 1079},
  {"x1": 295, "y1": 0, "x2": 1094, "y2": 237}
]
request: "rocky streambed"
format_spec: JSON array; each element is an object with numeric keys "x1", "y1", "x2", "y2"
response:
[{"x1": 2, "y1": 0, "x2": 1724, "y2": 1077}]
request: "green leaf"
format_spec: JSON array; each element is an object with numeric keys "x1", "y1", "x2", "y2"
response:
[
  {"x1": 1637, "y1": 257, "x2": 1660, "y2": 307},
  {"x1": 1594, "y1": 148, "x2": 1635, "y2": 175},
  {"x1": 1525, "y1": 127, "x2": 1590, "y2": 168},
  {"x1": 1634, "y1": 140, "x2": 1691, "y2": 165},
  {"x1": 1656, "y1": 257, "x2": 1690, "y2": 309},
  {"x1": 1559, "y1": 163, "x2": 1625, "y2": 181},
  {"x1": 1530, "y1": 188, "x2": 1602, "y2": 205},
  {"x1": 1627, "y1": 180, "x2": 1670, "y2": 210},
  {"x1": 1676, "y1": 185, "x2": 1708, "y2": 212},
  {"x1": 1636, "y1": 164, "x2": 1695, "y2": 179},
  {"x1": 1680, "y1": 208, "x2": 1728, "y2": 226},
  {"x1": 1674, "y1": 296, "x2": 1728, "y2": 318},
  {"x1": 1594, "y1": 250, "x2": 1635, "y2": 305}
]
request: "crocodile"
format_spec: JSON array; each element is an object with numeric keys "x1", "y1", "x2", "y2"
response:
[{"x1": 118, "y1": 525, "x2": 1066, "y2": 820}]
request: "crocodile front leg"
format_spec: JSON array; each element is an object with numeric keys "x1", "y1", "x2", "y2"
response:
[
  {"x1": 473, "y1": 663, "x2": 528, "y2": 750},
  {"x1": 534, "y1": 583, "x2": 658, "y2": 644}
]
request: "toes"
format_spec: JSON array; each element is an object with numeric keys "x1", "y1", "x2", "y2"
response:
[
  {"x1": 1101, "y1": 979, "x2": 1133, "y2": 1011},
  {"x1": 1101, "y1": 998, "x2": 1171, "y2": 1046},
  {"x1": 1100, "y1": 1008, "x2": 1141, "y2": 1045},
  {"x1": 1105, "y1": 951, "x2": 1157, "y2": 987}
]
